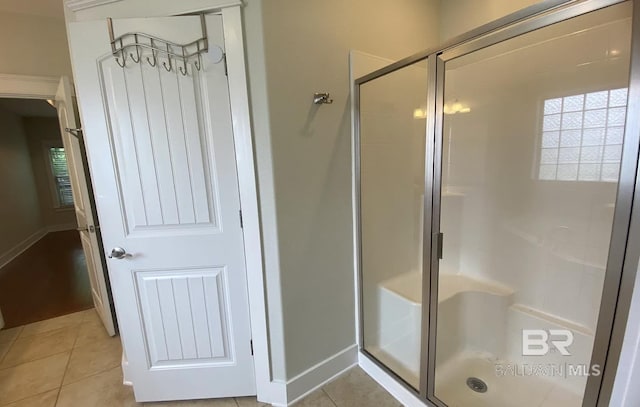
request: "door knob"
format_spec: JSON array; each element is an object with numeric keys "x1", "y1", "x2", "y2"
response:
[{"x1": 108, "y1": 247, "x2": 129, "y2": 259}]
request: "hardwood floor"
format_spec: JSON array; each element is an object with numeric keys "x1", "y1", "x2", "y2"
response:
[{"x1": 0, "y1": 230, "x2": 93, "y2": 328}]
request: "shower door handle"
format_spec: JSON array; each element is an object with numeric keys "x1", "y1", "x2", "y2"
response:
[{"x1": 435, "y1": 232, "x2": 444, "y2": 259}]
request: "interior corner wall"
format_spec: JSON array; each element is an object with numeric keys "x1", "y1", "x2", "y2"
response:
[
  {"x1": 242, "y1": 0, "x2": 288, "y2": 383},
  {"x1": 438, "y1": 0, "x2": 545, "y2": 42},
  {"x1": 0, "y1": 108, "x2": 43, "y2": 260},
  {"x1": 23, "y1": 117, "x2": 78, "y2": 232},
  {"x1": 0, "y1": 12, "x2": 72, "y2": 77},
  {"x1": 244, "y1": 0, "x2": 440, "y2": 380}
]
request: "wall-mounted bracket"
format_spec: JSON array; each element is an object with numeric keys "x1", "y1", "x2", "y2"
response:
[{"x1": 313, "y1": 92, "x2": 334, "y2": 105}]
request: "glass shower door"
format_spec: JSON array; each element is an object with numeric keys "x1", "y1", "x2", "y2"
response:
[
  {"x1": 359, "y1": 58, "x2": 429, "y2": 389},
  {"x1": 431, "y1": 3, "x2": 632, "y2": 407}
]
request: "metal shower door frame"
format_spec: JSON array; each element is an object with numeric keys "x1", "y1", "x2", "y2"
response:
[{"x1": 354, "y1": 0, "x2": 640, "y2": 406}]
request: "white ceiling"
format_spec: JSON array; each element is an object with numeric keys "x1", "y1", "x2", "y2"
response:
[
  {"x1": 0, "y1": 98, "x2": 58, "y2": 118},
  {"x1": 0, "y1": 0, "x2": 65, "y2": 20}
]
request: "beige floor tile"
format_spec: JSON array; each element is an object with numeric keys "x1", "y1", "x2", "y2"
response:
[
  {"x1": 0, "y1": 352, "x2": 69, "y2": 405},
  {"x1": 19, "y1": 311, "x2": 86, "y2": 338},
  {"x1": 63, "y1": 334, "x2": 122, "y2": 385},
  {"x1": 1, "y1": 326, "x2": 78, "y2": 368},
  {"x1": 3, "y1": 389, "x2": 58, "y2": 407},
  {"x1": 74, "y1": 314, "x2": 113, "y2": 348},
  {"x1": 145, "y1": 397, "x2": 239, "y2": 406},
  {"x1": 291, "y1": 390, "x2": 336, "y2": 407},
  {"x1": 81, "y1": 308, "x2": 100, "y2": 324},
  {"x1": 323, "y1": 368, "x2": 401, "y2": 407},
  {"x1": 0, "y1": 326, "x2": 22, "y2": 344},
  {"x1": 0, "y1": 340, "x2": 13, "y2": 363},
  {"x1": 57, "y1": 366, "x2": 139, "y2": 407},
  {"x1": 235, "y1": 396, "x2": 270, "y2": 407}
]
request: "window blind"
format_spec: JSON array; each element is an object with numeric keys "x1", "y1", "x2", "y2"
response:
[{"x1": 49, "y1": 147, "x2": 74, "y2": 207}]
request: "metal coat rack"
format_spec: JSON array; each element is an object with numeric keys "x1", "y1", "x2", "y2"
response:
[{"x1": 107, "y1": 15, "x2": 213, "y2": 76}]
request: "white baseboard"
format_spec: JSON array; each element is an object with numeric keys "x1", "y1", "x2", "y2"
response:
[
  {"x1": 277, "y1": 345, "x2": 358, "y2": 406},
  {"x1": 358, "y1": 351, "x2": 426, "y2": 407},
  {"x1": 47, "y1": 223, "x2": 77, "y2": 233},
  {"x1": 0, "y1": 228, "x2": 47, "y2": 269}
]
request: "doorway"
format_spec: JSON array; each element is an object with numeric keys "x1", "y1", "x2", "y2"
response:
[
  {"x1": 0, "y1": 97, "x2": 91, "y2": 327},
  {"x1": 0, "y1": 98, "x2": 93, "y2": 328},
  {"x1": 0, "y1": 76, "x2": 116, "y2": 338}
]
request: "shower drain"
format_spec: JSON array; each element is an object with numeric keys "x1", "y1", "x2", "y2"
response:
[{"x1": 466, "y1": 377, "x2": 488, "y2": 393}]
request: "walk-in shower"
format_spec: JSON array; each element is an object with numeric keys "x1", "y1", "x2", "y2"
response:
[{"x1": 356, "y1": 1, "x2": 640, "y2": 406}]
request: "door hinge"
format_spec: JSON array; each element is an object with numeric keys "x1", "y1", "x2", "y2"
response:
[
  {"x1": 250, "y1": 340, "x2": 254, "y2": 356},
  {"x1": 239, "y1": 210, "x2": 243, "y2": 228},
  {"x1": 223, "y1": 53, "x2": 228, "y2": 76},
  {"x1": 64, "y1": 127, "x2": 83, "y2": 139},
  {"x1": 78, "y1": 225, "x2": 98, "y2": 233}
]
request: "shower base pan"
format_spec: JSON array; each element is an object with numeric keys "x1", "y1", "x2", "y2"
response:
[{"x1": 435, "y1": 352, "x2": 582, "y2": 407}]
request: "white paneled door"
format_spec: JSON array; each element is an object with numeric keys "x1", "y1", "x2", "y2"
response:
[
  {"x1": 68, "y1": 15, "x2": 256, "y2": 401},
  {"x1": 55, "y1": 76, "x2": 116, "y2": 336}
]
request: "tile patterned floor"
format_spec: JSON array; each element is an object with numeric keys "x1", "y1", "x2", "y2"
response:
[
  {"x1": 303, "y1": 368, "x2": 402, "y2": 407},
  {"x1": 0, "y1": 309, "x2": 399, "y2": 407}
]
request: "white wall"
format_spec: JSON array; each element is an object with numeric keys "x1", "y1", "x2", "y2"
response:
[
  {"x1": 243, "y1": 0, "x2": 440, "y2": 380},
  {"x1": 0, "y1": 108, "x2": 43, "y2": 259},
  {"x1": 23, "y1": 117, "x2": 77, "y2": 231},
  {"x1": 0, "y1": 12, "x2": 72, "y2": 77}
]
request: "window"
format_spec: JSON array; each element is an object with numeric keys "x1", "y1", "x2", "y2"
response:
[
  {"x1": 48, "y1": 147, "x2": 74, "y2": 207},
  {"x1": 538, "y1": 88, "x2": 627, "y2": 182}
]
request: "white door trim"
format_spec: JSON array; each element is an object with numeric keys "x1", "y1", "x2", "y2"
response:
[
  {"x1": 65, "y1": 0, "x2": 123, "y2": 12},
  {"x1": 222, "y1": 7, "x2": 284, "y2": 405},
  {"x1": 0, "y1": 74, "x2": 60, "y2": 99}
]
